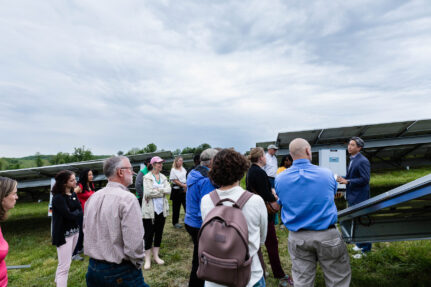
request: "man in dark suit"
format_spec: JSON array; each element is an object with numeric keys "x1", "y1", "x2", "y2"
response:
[{"x1": 337, "y1": 136, "x2": 372, "y2": 256}]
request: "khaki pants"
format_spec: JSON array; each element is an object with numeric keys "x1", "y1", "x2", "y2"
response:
[{"x1": 288, "y1": 228, "x2": 351, "y2": 287}]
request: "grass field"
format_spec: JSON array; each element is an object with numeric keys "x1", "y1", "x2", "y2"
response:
[{"x1": 3, "y1": 167, "x2": 431, "y2": 286}]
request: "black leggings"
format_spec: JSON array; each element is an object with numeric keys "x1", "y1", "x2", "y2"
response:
[
  {"x1": 185, "y1": 224, "x2": 204, "y2": 287},
  {"x1": 172, "y1": 189, "x2": 186, "y2": 225},
  {"x1": 143, "y1": 212, "x2": 166, "y2": 250}
]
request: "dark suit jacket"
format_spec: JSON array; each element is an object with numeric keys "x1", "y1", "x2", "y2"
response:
[{"x1": 346, "y1": 153, "x2": 370, "y2": 205}]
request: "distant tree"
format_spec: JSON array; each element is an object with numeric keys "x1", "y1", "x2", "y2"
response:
[
  {"x1": 143, "y1": 143, "x2": 157, "y2": 153},
  {"x1": 195, "y1": 143, "x2": 211, "y2": 154},
  {"x1": 173, "y1": 149, "x2": 181, "y2": 156},
  {"x1": 35, "y1": 152, "x2": 43, "y2": 167},
  {"x1": 71, "y1": 146, "x2": 94, "y2": 162},
  {"x1": 117, "y1": 150, "x2": 124, "y2": 156},
  {"x1": 51, "y1": 152, "x2": 71, "y2": 164},
  {"x1": 181, "y1": 147, "x2": 195, "y2": 154},
  {"x1": 0, "y1": 160, "x2": 3, "y2": 170},
  {"x1": 126, "y1": 147, "x2": 142, "y2": 155},
  {"x1": 7, "y1": 159, "x2": 20, "y2": 170},
  {"x1": 181, "y1": 143, "x2": 211, "y2": 155}
]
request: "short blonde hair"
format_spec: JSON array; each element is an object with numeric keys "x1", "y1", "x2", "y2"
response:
[{"x1": 248, "y1": 147, "x2": 264, "y2": 163}]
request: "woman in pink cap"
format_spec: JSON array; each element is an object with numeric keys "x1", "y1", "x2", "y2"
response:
[{"x1": 141, "y1": 156, "x2": 171, "y2": 270}]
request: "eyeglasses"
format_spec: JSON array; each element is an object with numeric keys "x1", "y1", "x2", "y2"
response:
[{"x1": 119, "y1": 167, "x2": 133, "y2": 171}]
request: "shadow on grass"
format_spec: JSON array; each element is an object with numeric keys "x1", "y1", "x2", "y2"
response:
[{"x1": 3, "y1": 215, "x2": 51, "y2": 235}]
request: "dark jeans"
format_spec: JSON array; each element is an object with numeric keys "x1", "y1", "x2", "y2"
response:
[
  {"x1": 356, "y1": 243, "x2": 372, "y2": 252},
  {"x1": 268, "y1": 177, "x2": 275, "y2": 188},
  {"x1": 143, "y1": 212, "x2": 166, "y2": 250},
  {"x1": 171, "y1": 189, "x2": 186, "y2": 225},
  {"x1": 185, "y1": 224, "x2": 204, "y2": 287},
  {"x1": 86, "y1": 258, "x2": 149, "y2": 287},
  {"x1": 73, "y1": 214, "x2": 83, "y2": 256},
  {"x1": 265, "y1": 221, "x2": 285, "y2": 278},
  {"x1": 347, "y1": 201, "x2": 372, "y2": 253}
]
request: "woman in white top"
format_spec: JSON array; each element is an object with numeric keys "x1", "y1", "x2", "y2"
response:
[
  {"x1": 201, "y1": 149, "x2": 268, "y2": 287},
  {"x1": 142, "y1": 156, "x2": 171, "y2": 270},
  {"x1": 169, "y1": 156, "x2": 187, "y2": 229}
]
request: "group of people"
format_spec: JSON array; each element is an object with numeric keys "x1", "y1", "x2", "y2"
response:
[{"x1": 0, "y1": 135, "x2": 371, "y2": 287}]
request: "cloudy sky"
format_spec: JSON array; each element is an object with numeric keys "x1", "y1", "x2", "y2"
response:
[{"x1": 1, "y1": 0, "x2": 430, "y2": 157}]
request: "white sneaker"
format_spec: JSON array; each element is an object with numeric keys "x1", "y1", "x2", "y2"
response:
[
  {"x1": 353, "y1": 252, "x2": 367, "y2": 259},
  {"x1": 352, "y1": 246, "x2": 362, "y2": 252}
]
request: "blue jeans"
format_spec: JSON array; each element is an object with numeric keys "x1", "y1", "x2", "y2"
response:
[
  {"x1": 268, "y1": 177, "x2": 275, "y2": 188},
  {"x1": 204, "y1": 276, "x2": 265, "y2": 287},
  {"x1": 86, "y1": 258, "x2": 149, "y2": 287},
  {"x1": 253, "y1": 276, "x2": 266, "y2": 287}
]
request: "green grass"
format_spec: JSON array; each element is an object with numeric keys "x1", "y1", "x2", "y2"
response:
[{"x1": 3, "y1": 167, "x2": 431, "y2": 286}]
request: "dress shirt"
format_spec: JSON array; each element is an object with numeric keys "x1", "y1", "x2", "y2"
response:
[
  {"x1": 201, "y1": 186, "x2": 267, "y2": 287},
  {"x1": 83, "y1": 181, "x2": 145, "y2": 269},
  {"x1": 263, "y1": 153, "x2": 278, "y2": 178},
  {"x1": 275, "y1": 159, "x2": 338, "y2": 232}
]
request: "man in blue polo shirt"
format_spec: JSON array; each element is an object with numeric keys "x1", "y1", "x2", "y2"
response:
[{"x1": 276, "y1": 138, "x2": 351, "y2": 287}]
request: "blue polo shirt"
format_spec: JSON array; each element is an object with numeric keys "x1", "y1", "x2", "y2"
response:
[{"x1": 275, "y1": 159, "x2": 338, "y2": 231}]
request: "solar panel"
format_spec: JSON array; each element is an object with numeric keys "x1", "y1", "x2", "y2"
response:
[
  {"x1": 272, "y1": 119, "x2": 431, "y2": 171},
  {"x1": 0, "y1": 151, "x2": 190, "y2": 190},
  {"x1": 255, "y1": 141, "x2": 275, "y2": 149},
  {"x1": 403, "y1": 119, "x2": 431, "y2": 136},
  {"x1": 338, "y1": 173, "x2": 431, "y2": 243}
]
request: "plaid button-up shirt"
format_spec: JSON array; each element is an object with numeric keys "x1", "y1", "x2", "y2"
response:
[{"x1": 83, "y1": 181, "x2": 145, "y2": 268}]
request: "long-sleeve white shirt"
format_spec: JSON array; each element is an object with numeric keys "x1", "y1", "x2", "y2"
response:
[{"x1": 201, "y1": 186, "x2": 268, "y2": 287}]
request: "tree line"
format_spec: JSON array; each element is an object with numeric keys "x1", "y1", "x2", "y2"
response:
[{"x1": 0, "y1": 143, "x2": 212, "y2": 170}]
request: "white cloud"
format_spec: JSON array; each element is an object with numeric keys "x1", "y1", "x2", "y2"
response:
[{"x1": 0, "y1": 0, "x2": 430, "y2": 157}]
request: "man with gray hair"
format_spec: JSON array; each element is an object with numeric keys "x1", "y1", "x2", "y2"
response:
[
  {"x1": 84, "y1": 156, "x2": 149, "y2": 287},
  {"x1": 276, "y1": 138, "x2": 351, "y2": 287},
  {"x1": 184, "y1": 148, "x2": 219, "y2": 287}
]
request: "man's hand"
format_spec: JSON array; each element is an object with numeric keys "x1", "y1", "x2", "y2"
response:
[{"x1": 336, "y1": 176, "x2": 348, "y2": 185}]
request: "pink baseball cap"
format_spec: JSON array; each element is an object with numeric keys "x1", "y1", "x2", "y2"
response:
[{"x1": 150, "y1": 156, "x2": 164, "y2": 165}]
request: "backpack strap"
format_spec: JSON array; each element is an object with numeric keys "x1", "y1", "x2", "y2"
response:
[
  {"x1": 235, "y1": 191, "x2": 253, "y2": 209},
  {"x1": 210, "y1": 189, "x2": 253, "y2": 209},
  {"x1": 209, "y1": 190, "x2": 221, "y2": 206}
]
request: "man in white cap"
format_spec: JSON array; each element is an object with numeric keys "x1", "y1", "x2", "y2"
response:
[{"x1": 263, "y1": 144, "x2": 279, "y2": 188}]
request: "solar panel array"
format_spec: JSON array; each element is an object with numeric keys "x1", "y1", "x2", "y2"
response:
[
  {"x1": 258, "y1": 119, "x2": 431, "y2": 170},
  {"x1": 0, "y1": 151, "x2": 195, "y2": 190}
]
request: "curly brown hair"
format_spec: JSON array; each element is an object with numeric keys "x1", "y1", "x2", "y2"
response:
[{"x1": 209, "y1": 149, "x2": 250, "y2": 187}]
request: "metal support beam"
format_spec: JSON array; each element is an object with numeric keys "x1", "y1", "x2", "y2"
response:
[
  {"x1": 338, "y1": 175, "x2": 431, "y2": 243},
  {"x1": 393, "y1": 143, "x2": 425, "y2": 162},
  {"x1": 340, "y1": 216, "x2": 431, "y2": 243},
  {"x1": 314, "y1": 129, "x2": 324, "y2": 145},
  {"x1": 357, "y1": 126, "x2": 370, "y2": 137},
  {"x1": 396, "y1": 120, "x2": 417, "y2": 138}
]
